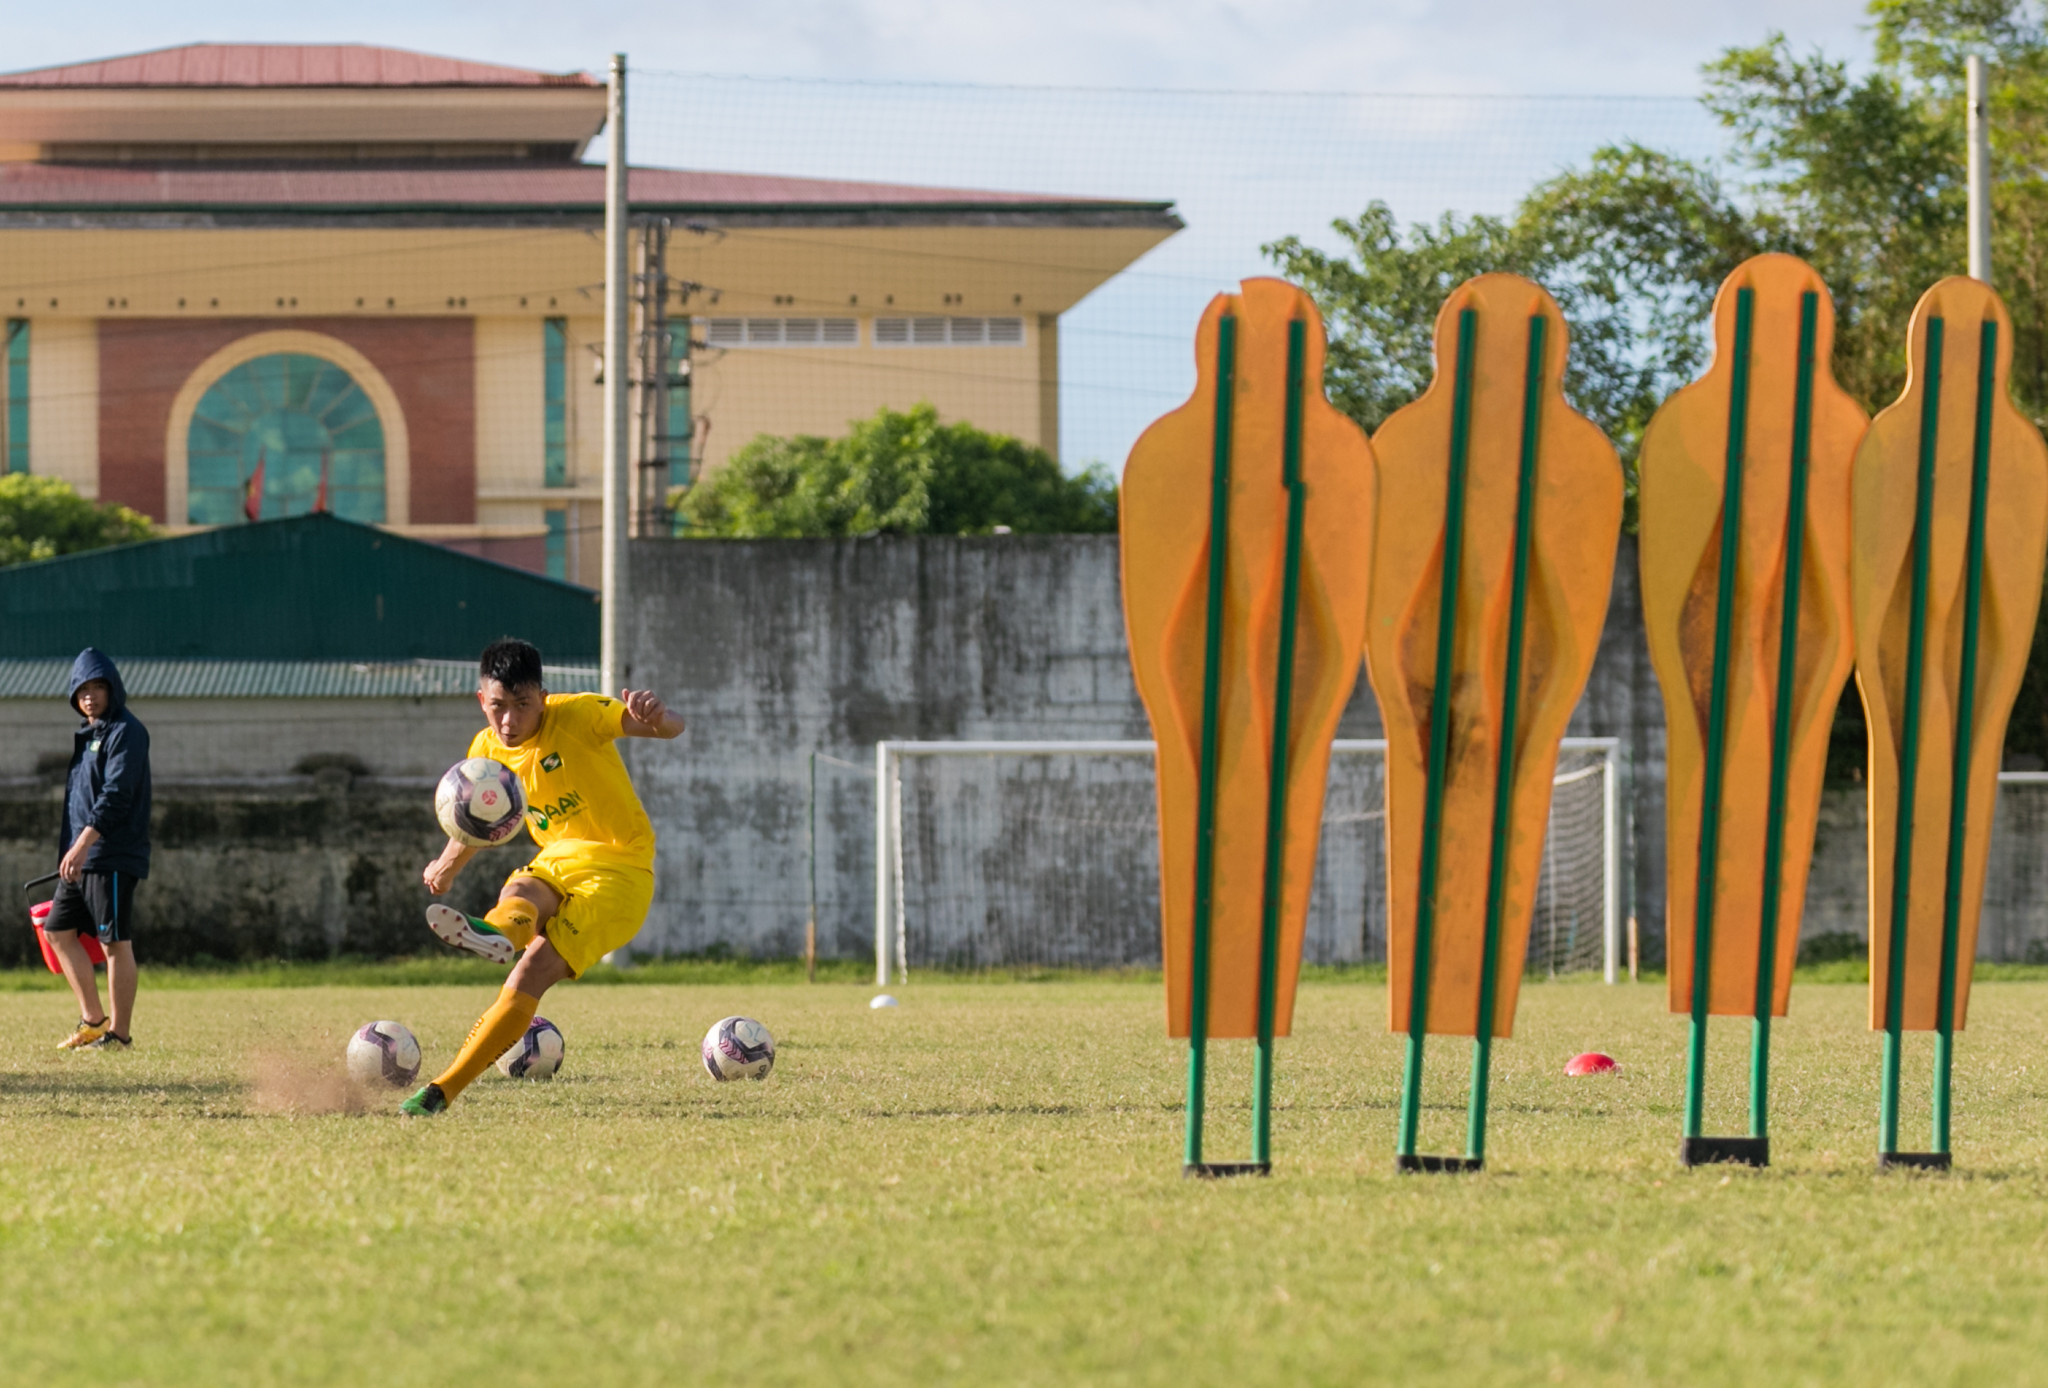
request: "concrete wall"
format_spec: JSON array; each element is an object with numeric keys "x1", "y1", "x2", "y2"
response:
[
  {"x1": 1798, "y1": 781, "x2": 2048, "y2": 962},
  {"x1": 59, "y1": 533, "x2": 2048, "y2": 968},
  {"x1": 0, "y1": 773, "x2": 533, "y2": 967},
  {"x1": 618, "y1": 534, "x2": 1667, "y2": 965},
  {"x1": 0, "y1": 697, "x2": 487, "y2": 782}
]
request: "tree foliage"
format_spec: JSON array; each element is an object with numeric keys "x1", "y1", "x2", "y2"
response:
[
  {"x1": 1266, "y1": 146, "x2": 1763, "y2": 491},
  {"x1": 1267, "y1": 0, "x2": 2048, "y2": 761},
  {"x1": 0, "y1": 474, "x2": 155, "y2": 567},
  {"x1": 674, "y1": 403, "x2": 1117, "y2": 538}
]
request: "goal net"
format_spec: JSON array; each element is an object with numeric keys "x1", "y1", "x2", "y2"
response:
[{"x1": 872, "y1": 737, "x2": 1621, "y2": 983}]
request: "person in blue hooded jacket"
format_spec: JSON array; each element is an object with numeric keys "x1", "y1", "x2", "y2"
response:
[{"x1": 48, "y1": 648, "x2": 151, "y2": 1051}]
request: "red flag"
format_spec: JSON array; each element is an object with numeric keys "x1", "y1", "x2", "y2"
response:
[
  {"x1": 243, "y1": 448, "x2": 266, "y2": 523},
  {"x1": 315, "y1": 449, "x2": 331, "y2": 514}
]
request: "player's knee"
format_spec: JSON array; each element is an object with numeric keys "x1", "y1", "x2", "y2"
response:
[{"x1": 502, "y1": 877, "x2": 563, "y2": 918}]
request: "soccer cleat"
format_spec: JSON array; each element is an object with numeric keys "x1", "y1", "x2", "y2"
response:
[
  {"x1": 57, "y1": 1017, "x2": 109, "y2": 1051},
  {"x1": 424, "y1": 904, "x2": 517, "y2": 965},
  {"x1": 82, "y1": 1031, "x2": 132, "y2": 1050},
  {"x1": 399, "y1": 1082, "x2": 449, "y2": 1117}
]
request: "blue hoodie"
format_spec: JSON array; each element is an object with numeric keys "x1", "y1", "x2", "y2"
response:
[{"x1": 63, "y1": 648, "x2": 151, "y2": 878}]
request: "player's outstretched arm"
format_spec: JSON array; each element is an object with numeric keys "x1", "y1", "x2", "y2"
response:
[
  {"x1": 618, "y1": 688, "x2": 686, "y2": 740},
  {"x1": 424, "y1": 839, "x2": 482, "y2": 894}
]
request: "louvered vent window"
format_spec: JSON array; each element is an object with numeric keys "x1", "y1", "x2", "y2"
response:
[
  {"x1": 702, "y1": 317, "x2": 859, "y2": 347},
  {"x1": 872, "y1": 316, "x2": 1026, "y2": 347}
]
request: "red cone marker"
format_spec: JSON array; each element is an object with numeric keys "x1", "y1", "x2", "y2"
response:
[{"x1": 1565, "y1": 1052, "x2": 1618, "y2": 1076}]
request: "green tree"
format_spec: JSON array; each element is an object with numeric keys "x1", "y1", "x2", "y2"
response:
[
  {"x1": 1265, "y1": 145, "x2": 1764, "y2": 492},
  {"x1": 674, "y1": 403, "x2": 1117, "y2": 538},
  {"x1": 1701, "y1": 32, "x2": 1966, "y2": 414},
  {"x1": 1706, "y1": 2, "x2": 2048, "y2": 765},
  {"x1": 1267, "y1": 0, "x2": 2048, "y2": 763},
  {"x1": 0, "y1": 474, "x2": 154, "y2": 567}
]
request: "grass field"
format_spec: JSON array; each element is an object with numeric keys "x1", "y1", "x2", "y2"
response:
[{"x1": 5, "y1": 968, "x2": 2048, "y2": 1386}]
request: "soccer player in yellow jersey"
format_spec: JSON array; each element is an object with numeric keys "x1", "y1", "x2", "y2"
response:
[{"x1": 401, "y1": 638, "x2": 683, "y2": 1116}]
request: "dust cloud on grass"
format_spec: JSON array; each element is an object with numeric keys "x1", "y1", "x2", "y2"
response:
[{"x1": 244, "y1": 1047, "x2": 382, "y2": 1116}]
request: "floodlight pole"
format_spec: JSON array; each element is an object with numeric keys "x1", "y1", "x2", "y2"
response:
[
  {"x1": 601, "y1": 53, "x2": 631, "y2": 694},
  {"x1": 1967, "y1": 54, "x2": 1992, "y2": 285}
]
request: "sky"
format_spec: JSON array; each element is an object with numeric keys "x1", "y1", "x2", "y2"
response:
[
  {"x1": 10, "y1": 1, "x2": 1871, "y2": 94},
  {"x1": 8, "y1": 2, "x2": 1879, "y2": 466}
]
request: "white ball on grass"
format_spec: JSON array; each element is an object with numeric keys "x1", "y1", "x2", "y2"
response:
[
  {"x1": 702, "y1": 1016, "x2": 776, "y2": 1081},
  {"x1": 346, "y1": 1021, "x2": 422, "y2": 1087},
  {"x1": 496, "y1": 1017, "x2": 565, "y2": 1080}
]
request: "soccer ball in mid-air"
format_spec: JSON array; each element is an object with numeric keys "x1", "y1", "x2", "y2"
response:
[
  {"x1": 496, "y1": 1017, "x2": 565, "y2": 1080},
  {"x1": 702, "y1": 1016, "x2": 775, "y2": 1082},
  {"x1": 435, "y1": 757, "x2": 527, "y2": 847},
  {"x1": 347, "y1": 1020, "x2": 422, "y2": 1087}
]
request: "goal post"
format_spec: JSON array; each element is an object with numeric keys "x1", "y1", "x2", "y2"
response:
[{"x1": 872, "y1": 737, "x2": 1623, "y2": 986}]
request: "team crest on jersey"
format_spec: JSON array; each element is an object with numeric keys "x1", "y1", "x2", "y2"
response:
[{"x1": 542, "y1": 752, "x2": 563, "y2": 772}]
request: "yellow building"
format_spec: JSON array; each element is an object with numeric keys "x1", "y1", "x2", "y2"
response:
[{"x1": 0, "y1": 44, "x2": 1178, "y2": 582}]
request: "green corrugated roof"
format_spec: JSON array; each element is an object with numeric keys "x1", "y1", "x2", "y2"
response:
[
  {"x1": 0, "y1": 659, "x2": 600, "y2": 699},
  {"x1": 0, "y1": 514, "x2": 599, "y2": 661}
]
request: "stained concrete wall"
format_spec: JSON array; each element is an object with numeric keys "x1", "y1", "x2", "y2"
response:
[
  {"x1": 1798, "y1": 781, "x2": 2048, "y2": 962},
  {"x1": 0, "y1": 773, "x2": 533, "y2": 967},
  {"x1": 619, "y1": 534, "x2": 1668, "y2": 964},
  {"x1": 0, "y1": 697, "x2": 488, "y2": 781}
]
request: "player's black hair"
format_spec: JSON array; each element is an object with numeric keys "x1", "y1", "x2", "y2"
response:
[{"x1": 479, "y1": 638, "x2": 545, "y2": 693}]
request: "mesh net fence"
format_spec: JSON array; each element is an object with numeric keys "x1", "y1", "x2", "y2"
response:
[{"x1": 886, "y1": 742, "x2": 1614, "y2": 973}]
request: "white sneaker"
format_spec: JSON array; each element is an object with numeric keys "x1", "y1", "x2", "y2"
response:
[{"x1": 424, "y1": 904, "x2": 517, "y2": 964}]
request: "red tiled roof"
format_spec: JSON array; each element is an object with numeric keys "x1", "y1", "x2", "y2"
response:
[
  {"x1": 0, "y1": 44, "x2": 594, "y2": 89},
  {"x1": 0, "y1": 162, "x2": 1160, "y2": 213}
]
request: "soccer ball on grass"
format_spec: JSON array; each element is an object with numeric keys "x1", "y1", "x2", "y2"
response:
[
  {"x1": 702, "y1": 1016, "x2": 775, "y2": 1081},
  {"x1": 496, "y1": 1017, "x2": 565, "y2": 1080},
  {"x1": 435, "y1": 757, "x2": 527, "y2": 847},
  {"x1": 347, "y1": 1020, "x2": 422, "y2": 1087}
]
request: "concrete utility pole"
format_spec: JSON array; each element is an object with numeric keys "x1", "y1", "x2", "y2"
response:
[
  {"x1": 602, "y1": 53, "x2": 631, "y2": 692},
  {"x1": 1968, "y1": 54, "x2": 1992, "y2": 284}
]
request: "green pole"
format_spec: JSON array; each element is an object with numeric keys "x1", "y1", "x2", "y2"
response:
[
  {"x1": 1464, "y1": 312, "x2": 1548, "y2": 1164},
  {"x1": 1748, "y1": 291, "x2": 1821, "y2": 1139},
  {"x1": 1882, "y1": 316, "x2": 1944, "y2": 1157},
  {"x1": 1685, "y1": 288, "x2": 1756, "y2": 1140},
  {"x1": 1184, "y1": 314, "x2": 1237, "y2": 1171},
  {"x1": 1251, "y1": 319, "x2": 1309, "y2": 1167},
  {"x1": 1397, "y1": 307, "x2": 1479, "y2": 1161},
  {"x1": 1932, "y1": 318, "x2": 1996, "y2": 1155}
]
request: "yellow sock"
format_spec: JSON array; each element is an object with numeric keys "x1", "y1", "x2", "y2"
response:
[
  {"x1": 432, "y1": 985, "x2": 538, "y2": 1102},
  {"x1": 485, "y1": 899, "x2": 539, "y2": 950}
]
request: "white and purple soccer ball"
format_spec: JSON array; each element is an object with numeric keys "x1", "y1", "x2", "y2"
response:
[
  {"x1": 496, "y1": 1017, "x2": 565, "y2": 1080},
  {"x1": 346, "y1": 1020, "x2": 422, "y2": 1087},
  {"x1": 702, "y1": 1016, "x2": 775, "y2": 1082},
  {"x1": 435, "y1": 757, "x2": 527, "y2": 848}
]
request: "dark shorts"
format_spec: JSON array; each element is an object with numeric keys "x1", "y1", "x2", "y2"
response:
[{"x1": 44, "y1": 871, "x2": 137, "y2": 946}]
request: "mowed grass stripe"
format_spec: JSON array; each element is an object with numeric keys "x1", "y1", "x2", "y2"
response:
[{"x1": 3, "y1": 977, "x2": 2048, "y2": 1386}]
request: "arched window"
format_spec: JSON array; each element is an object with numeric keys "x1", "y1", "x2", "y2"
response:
[{"x1": 187, "y1": 353, "x2": 386, "y2": 524}]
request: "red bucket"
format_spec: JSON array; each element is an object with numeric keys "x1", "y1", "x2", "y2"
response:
[{"x1": 29, "y1": 898, "x2": 106, "y2": 974}]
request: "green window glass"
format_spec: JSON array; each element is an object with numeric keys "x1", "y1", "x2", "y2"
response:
[
  {"x1": 544, "y1": 318, "x2": 569, "y2": 487},
  {"x1": 4, "y1": 319, "x2": 27, "y2": 474},
  {"x1": 187, "y1": 353, "x2": 386, "y2": 525},
  {"x1": 545, "y1": 507, "x2": 568, "y2": 581}
]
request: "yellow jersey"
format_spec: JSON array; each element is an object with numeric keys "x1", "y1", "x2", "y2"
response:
[{"x1": 468, "y1": 693, "x2": 656, "y2": 869}]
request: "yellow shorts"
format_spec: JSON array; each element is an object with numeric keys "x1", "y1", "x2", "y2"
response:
[{"x1": 512, "y1": 841, "x2": 655, "y2": 977}]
